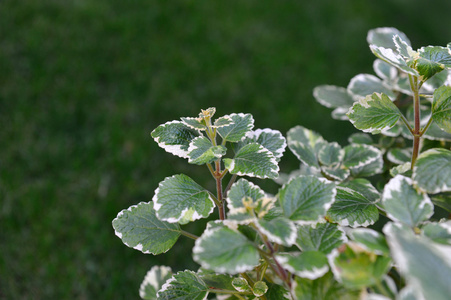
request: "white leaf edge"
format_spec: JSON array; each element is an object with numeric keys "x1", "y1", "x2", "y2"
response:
[
  {"x1": 139, "y1": 265, "x2": 173, "y2": 299},
  {"x1": 152, "y1": 120, "x2": 200, "y2": 159},
  {"x1": 276, "y1": 253, "x2": 329, "y2": 280},
  {"x1": 243, "y1": 128, "x2": 287, "y2": 160}
]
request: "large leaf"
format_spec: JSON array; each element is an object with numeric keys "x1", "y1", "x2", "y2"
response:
[
  {"x1": 153, "y1": 174, "x2": 215, "y2": 224},
  {"x1": 370, "y1": 45, "x2": 418, "y2": 76},
  {"x1": 237, "y1": 128, "x2": 287, "y2": 161},
  {"x1": 224, "y1": 143, "x2": 279, "y2": 179},
  {"x1": 295, "y1": 222, "x2": 347, "y2": 255},
  {"x1": 367, "y1": 27, "x2": 411, "y2": 49},
  {"x1": 347, "y1": 93, "x2": 403, "y2": 134},
  {"x1": 197, "y1": 269, "x2": 235, "y2": 292},
  {"x1": 382, "y1": 175, "x2": 433, "y2": 227},
  {"x1": 112, "y1": 202, "x2": 181, "y2": 254},
  {"x1": 413, "y1": 148, "x2": 451, "y2": 194},
  {"x1": 313, "y1": 85, "x2": 355, "y2": 108},
  {"x1": 151, "y1": 121, "x2": 201, "y2": 158},
  {"x1": 255, "y1": 217, "x2": 297, "y2": 246},
  {"x1": 277, "y1": 251, "x2": 329, "y2": 280},
  {"x1": 347, "y1": 74, "x2": 396, "y2": 100},
  {"x1": 217, "y1": 113, "x2": 254, "y2": 142},
  {"x1": 422, "y1": 222, "x2": 451, "y2": 245},
  {"x1": 417, "y1": 46, "x2": 451, "y2": 81},
  {"x1": 139, "y1": 266, "x2": 173, "y2": 300},
  {"x1": 342, "y1": 144, "x2": 383, "y2": 177},
  {"x1": 226, "y1": 178, "x2": 265, "y2": 210},
  {"x1": 384, "y1": 222, "x2": 451, "y2": 300},
  {"x1": 432, "y1": 86, "x2": 451, "y2": 133},
  {"x1": 293, "y1": 272, "x2": 360, "y2": 300},
  {"x1": 287, "y1": 126, "x2": 326, "y2": 170},
  {"x1": 278, "y1": 175, "x2": 336, "y2": 224},
  {"x1": 193, "y1": 224, "x2": 260, "y2": 274},
  {"x1": 157, "y1": 270, "x2": 209, "y2": 300},
  {"x1": 187, "y1": 136, "x2": 226, "y2": 165},
  {"x1": 327, "y1": 185, "x2": 379, "y2": 228}
]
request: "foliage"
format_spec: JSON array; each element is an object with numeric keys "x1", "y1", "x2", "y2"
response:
[{"x1": 113, "y1": 27, "x2": 451, "y2": 299}]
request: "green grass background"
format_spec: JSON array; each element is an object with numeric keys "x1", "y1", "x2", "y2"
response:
[{"x1": 1, "y1": 0, "x2": 450, "y2": 298}]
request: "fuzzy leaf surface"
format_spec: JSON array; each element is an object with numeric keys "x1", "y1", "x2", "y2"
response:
[
  {"x1": 278, "y1": 175, "x2": 336, "y2": 224},
  {"x1": 432, "y1": 86, "x2": 451, "y2": 133},
  {"x1": 153, "y1": 174, "x2": 215, "y2": 224},
  {"x1": 151, "y1": 121, "x2": 201, "y2": 158},
  {"x1": 193, "y1": 225, "x2": 259, "y2": 274},
  {"x1": 224, "y1": 143, "x2": 279, "y2": 179},
  {"x1": 112, "y1": 202, "x2": 181, "y2": 254},
  {"x1": 277, "y1": 251, "x2": 329, "y2": 279},
  {"x1": 295, "y1": 222, "x2": 347, "y2": 254},
  {"x1": 157, "y1": 270, "x2": 209, "y2": 300},
  {"x1": 187, "y1": 136, "x2": 226, "y2": 165},
  {"x1": 413, "y1": 148, "x2": 451, "y2": 194},
  {"x1": 382, "y1": 175, "x2": 433, "y2": 227},
  {"x1": 384, "y1": 222, "x2": 451, "y2": 300},
  {"x1": 347, "y1": 93, "x2": 402, "y2": 134},
  {"x1": 217, "y1": 113, "x2": 254, "y2": 142}
]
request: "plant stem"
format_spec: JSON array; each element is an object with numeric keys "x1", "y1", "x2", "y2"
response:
[
  {"x1": 409, "y1": 74, "x2": 421, "y2": 170},
  {"x1": 180, "y1": 230, "x2": 199, "y2": 240},
  {"x1": 215, "y1": 160, "x2": 226, "y2": 220}
]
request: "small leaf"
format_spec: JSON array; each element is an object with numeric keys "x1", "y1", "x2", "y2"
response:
[
  {"x1": 231, "y1": 277, "x2": 251, "y2": 292},
  {"x1": 318, "y1": 142, "x2": 343, "y2": 167},
  {"x1": 321, "y1": 166, "x2": 350, "y2": 182},
  {"x1": 347, "y1": 93, "x2": 403, "y2": 134},
  {"x1": 287, "y1": 126, "x2": 326, "y2": 170},
  {"x1": 157, "y1": 270, "x2": 209, "y2": 300},
  {"x1": 367, "y1": 27, "x2": 411, "y2": 49},
  {"x1": 153, "y1": 174, "x2": 215, "y2": 224},
  {"x1": 327, "y1": 185, "x2": 379, "y2": 228},
  {"x1": 293, "y1": 272, "x2": 360, "y2": 300},
  {"x1": 349, "y1": 228, "x2": 390, "y2": 256},
  {"x1": 139, "y1": 266, "x2": 173, "y2": 300},
  {"x1": 393, "y1": 34, "x2": 416, "y2": 58},
  {"x1": 197, "y1": 269, "x2": 235, "y2": 291},
  {"x1": 151, "y1": 121, "x2": 201, "y2": 158},
  {"x1": 387, "y1": 148, "x2": 412, "y2": 164},
  {"x1": 256, "y1": 217, "x2": 297, "y2": 246},
  {"x1": 343, "y1": 143, "x2": 382, "y2": 171},
  {"x1": 237, "y1": 128, "x2": 287, "y2": 161},
  {"x1": 348, "y1": 74, "x2": 396, "y2": 100},
  {"x1": 278, "y1": 175, "x2": 336, "y2": 224},
  {"x1": 382, "y1": 175, "x2": 433, "y2": 227},
  {"x1": 370, "y1": 45, "x2": 419, "y2": 76},
  {"x1": 252, "y1": 281, "x2": 268, "y2": 297},
  {"x1": 187, "y1": 136, "x2": 226, "y2": 165},
  {"x1": 224, "y1": 143, "x2": 279, "y2": 179},
  {"x1": 422, "y1": 222, "x2": 451, "y2": 245},
  {"x1": 373, "y1": 59, "x2": 397, "y2": 81},
  {"x1": 313, "y1": 85, "x2": 355, "y2": 108},
  {"x1": 413, "y1": 148, "x2": 451, "y2": 194},
  {"x1": 340, "y1": 178, "x2": 381, "y2": 202},
  {"x1": 226, "y1": 179, "x2": 266, "y2": 210},
  {"x1": 295, "y1": 222, "x2": 347, "y2": 255},
  {"x1": 432, "y1": 86, "x2": 451, "y2": 133},
  {"x1": 417, "y1": 46, "x2": 451, "y2": 81},
  {"x1": 331, "y1": 107, "x2": 350, "y2": 120},
  {"x1": 217, "y1": 113, "x2": 254, "y2": 142},
  {"x1": 384, "y1": 222, "x2": 451, "y2": 300},
  {"x1": 277, "y1": 251, "x2": 329, "y2": 280},
  {"x1": 348, "y1": 133, "x2": 373, "y2": 145},
  {"x1": 213, "y1": 116, "x2": 233, "y2": 128},
  {"x1": 112, "y1": 202, "x2": 181, "y2": 255},
  {"x1": 181, "y1": 117, "x2": 207, "y2": 131},
  {"x1": 193, "y1": 225, "x2": 260, "y2": 274},
  {"x1": 422, "y1": 121, "x2": 451, "y2": 141}
]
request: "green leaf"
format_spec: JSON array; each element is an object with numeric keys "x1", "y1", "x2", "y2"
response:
[
  {"x1": 413, "y1": 148, "x2": 451, "y2": 193},
  {"x1": 331, "y1": 107, "x2": 349, "y2": 120},
  {"x1": 318, "y1": 142, "x2": 343, "y2": 167},
  {"x1": 384, "y1": 222, "x2": 451, "y2": 300},
  {"x1": 287, "y1": 126, "x2": 326, "y2": 170},
  {"x1": 393, "y1": 34, "x2": 416, "y2": 58},
  {"x1": 277, "y1": 251, "x2": 329, "y2": 279},
  {"x1": 387, "y1": 148, "x2": 411, "y2": 164},
  {"x1": 265, "y1": 283, "x2": 290, "y2": 300},
  {"x1": 373, "y1": 59, "x2": 397, "y2": 81},
  {"x1": 390, "y1": 162, "x2": 412, "y2": 177},
  {"x1": 422, "y1": 222, "x2": 451, "y2": 245},
  {"x1": 348, "y1": 74, "x2": 396, "y2": 100},
  {"x1": 431, "y1": 193, "x2": 451, "y2": 213},
  {"x1": 278, "y1": 175, "x2": 336, "y2": 224},
  {"x1": 432, "y1": 86, "x2": 451, "y2": 133},
  {"x1": 112, "y1": 202, "x2": 181, "y2": 255},
  {"x1": 256, "y1": 217, "x2": 297, "y2": 246},
  {"x1": 328, "y1": 244, "x2": 392, "y2": 289},
  {"x1": 237, "y1": 128, "x2": 287, "y2": 161},
  {"x1": 187, "y1": 136, "x2": 226, "y2": 165},
  {"x1": 157, "y1": 270, "x2": 209, "y2": 300},
  {"x1": 295, "y1": 222, "x2": 347, "y2": 255},
  {"x1": 367, "y1": 27, "x2": 411, "y2": 49},
  {"x1": 349, "y1": 228, "x2": 390, "y2": 256},
  {"x1": 153, "y1": 174, "x2": 215, "y2": 224},
  {"x1": 226, "y1": 179, "x2": 265, "y2": 210},
  {"x1": 197, "y1": 269, "x2": 235, "y2": 291},
  {"x1": 343, "y1": 143, "x2": 382, "y2": 174},
  {"x1": 370, "y1": 45, "x2": 419, "y2": 76},
  {"x1": 293, "y1": 272, "x2": 360, "y2": 300},
  {"x1": 224, "y1": 143, "x2": 279, "y2": 179},
  {"x1": 231, "y1": 277, "x2": 251, "y2": 293},
  {"x1": 348, "y1": 133, "x2": 374, "y2": 145},
  {"x1": 213, "y1": 116, "x2": 233, "y2": 128},
  {"x1": 422, "y1": 121, "x2": 451, "y2": 141},
  {"x1": 181, "y1": 117, "x2": 207, "y2": 131},
  {"x1": 340, "y1": 178, "x2": 380, "y2": 202},
  {"x1": 193, "y1": 225, "x2": 260, "y2": 274},
  {"x1": 217, "y1": 113, "x2": 254, "y2": 142},
  {"x1": 139, "y1": 266, "x2": 173, "y2": 300},
  {"x1": 151, "y1": 121, "x2": 201, "y2": 158},
  {"x1": 252, "y1": 281, "x2": 268, "y2": 297},
  {"x1": 347, "y1": 93, "x2": 403, "y2": 134},
  {"x1": 382, "y1": 175, "x2": 433, "y2": 227},
  {"x1": 327, "y1": 185, "x2": 379, "y2": 228},
  {"x1": 313, "y1": 85, "x2": 355, "y2": 108},
  {"x1": 417, "y1": 46, "x2": 451, "y2": 81},
  {"x1": 321, "y1": 166, "x2": 350, "y2": 182}
]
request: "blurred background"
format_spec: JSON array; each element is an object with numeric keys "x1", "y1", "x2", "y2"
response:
[{"x1": 1, "y1": 0, "x2": 450, "y2": 298}]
